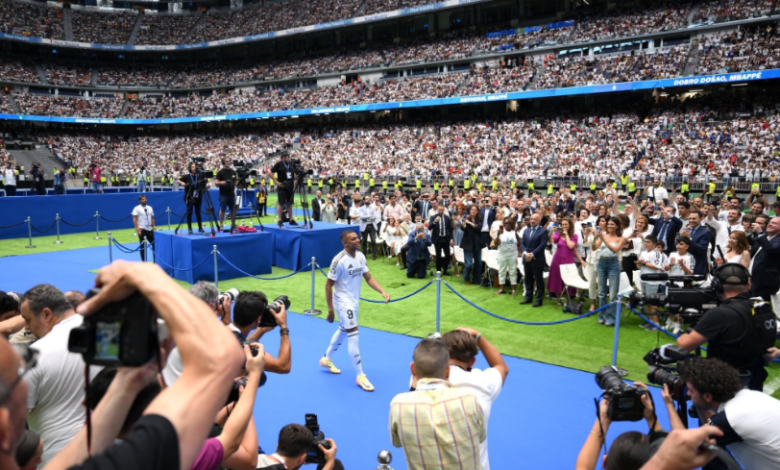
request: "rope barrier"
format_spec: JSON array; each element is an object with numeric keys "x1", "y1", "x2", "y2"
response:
[
  {"x1": 99, "y1": 214, "x2": 132, "y2": 223},
  {"x1": 60, "y1": 216, "x2": 96, "y2": 227},
  {"x1": 30, "y1": 221, "x2": 57, "y2": 234},
  {"x1": 0, "y1": 220, "x2": 26, "y2": 229},
  {"x1": 110, "y1": 239, "x2": 143, "y2": 253},
  {"x1": 316, "y1": 264, "x2": 433, "y2": 302},
  {"x1": 151, "y1": 248, "x2": 213, "y2": 272},
  {"x1": 444, "y1": 281, "x2": 601, "y2": 325},
  {"x1": 219, "y1": 253, "x2": 312, "y2": 280},
  {"x1": 170, "y1": 210, "x2": 185, "y2": 218}
]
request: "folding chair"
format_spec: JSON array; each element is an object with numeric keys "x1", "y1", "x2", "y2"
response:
[
  {"x1": 453, "y1": 246, "x2": 465, "y2": 281},
  {"x1": 483, "y1": 250, "x2": 501, "y2": 292},
  {"x1": 560, "y1": 263, "x2": 590, "y2": 314}
]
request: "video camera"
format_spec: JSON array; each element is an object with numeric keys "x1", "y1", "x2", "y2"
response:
[
  {"x1": 233, "y1": 160, "x2": 257, "y2": 181},
  {"x1": 191, "y1": 157, "x2": 212, "y2": 182},
  {"x1": 643, "y1": 345, "x2": 693, "y2": 402},
  {"x1": 289, "y1": 158, "x2": 313, "y2": 178},
  {"x1": 304, "y1": 413, "x2": 332, "y2": 464},
  {"x1": 595, "y1": 365, "x2": 648, "y2": 421},
  {"x1": 68, "y1": 288, "x2": 161, "y2": 367},
  {"x1": 628, "y1": 273, "x2": 719, "y2": 325}
]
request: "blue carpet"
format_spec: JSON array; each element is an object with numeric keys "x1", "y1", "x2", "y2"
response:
[{"x1": 1, "y1": 246, "x2": 678, "y2": 469}]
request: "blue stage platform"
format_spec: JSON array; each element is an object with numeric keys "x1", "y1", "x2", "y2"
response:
[
  {"x1": 258, "y1": 222, "x2": 358, "y2": 271},
  {"x1": 154, "y1": 229, "x2": 274, "y2": 283}
]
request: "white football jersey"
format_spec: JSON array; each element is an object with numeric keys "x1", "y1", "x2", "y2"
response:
[{"x1": 328, "y1": 249, "x2": 368, "y2": 312}]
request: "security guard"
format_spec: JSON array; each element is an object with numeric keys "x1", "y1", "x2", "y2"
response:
[
  {"x1": 527, "y1": 180, "x2": 535, "y2": 193},
  {"x1": 627, "y1": 180, "x2": 637, "y2": 198},
  {"x1": 620, "y1": 173, "x2": 629, "y2": 189},
  {"x1": 307, "y1": 176, "x2": 313, "y2": 194},
  {"x1": 354, "y1": 178, "x2": 360, "y2": 191},
  {"x1": 589, "y1": 181, "x2": 597, "y2": 193},
  {"x1": 570, "y1": 182, "x2": 577, "y2": 192},
  {"x1": 751, "y1": 182, "x2": 760, "y2": 194},
  {"x1": 369, "y1": 176, "x2": 375, "y2": 193},
  {"x1": 433, "y1": 181, "x2": 440, "y2": 197},
  {"x1": 776, "y1": 184, "x2": 780, "y2": 198},
  {"x1": 464, "y1": 178, "x2": 471, "y2": 191},
  {"x1": 249, "y1": 176, "x2": 255, "y2": 189},
  {"x1": 448, "y1": 178, "x2": 455, "y2": 191},
  {"x1": 476, "y1": 181, "x2": 483, "y2": 193},
  {"x1": 491, "y1": 178, "x2": 498, "y2": 191},
  {"x1": 676, "y1": 263, "x2": 778, "y2": 391},
  {"x1": 509, "y1": 178, "x2": 516, "y2": 191},
  {"x1": 416, "y1": 178, "x2": 422, "y2": 191},
  {"x1": 706, "y1": 181, "x2": 716, "y2": 202},
  {"x1": 83, "y1": 171, "x2": 89, "y2": 188},
  {"x1": 547, "y1": 182, "x2": 554, "y2": 195},
  {"x1": 680, "y1": 181, "x2": 690, "y2": 200},
  {"x1": 317, "y1": 178, "x2": 324, "y2": 192},
  {"x1": 328, "y1": 177, "x2": 335, "y2": 192},
  {"x1": 381, "y1": 178, "x2": 388, "y2": 195}
]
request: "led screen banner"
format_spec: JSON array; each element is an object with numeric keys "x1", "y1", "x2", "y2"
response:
[{"x1": 1, "y1": 69, "x2": 776, "y2": 125}]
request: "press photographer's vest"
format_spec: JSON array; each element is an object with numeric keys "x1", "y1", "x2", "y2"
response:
[
  {"x1": 710, "y1": 296, "x2": 776, "y2": 371},
  {"x1": 628, "y1": 182, "x2": 636, "y2": 193}
]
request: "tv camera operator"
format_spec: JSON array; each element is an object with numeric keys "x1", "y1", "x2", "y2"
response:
[
  {"x1": 267, "y1": 148, "x2": 299, "y2": 226},
  {"x1": 30, "y1": 162, "x2": 46, "y2": 196},
  {"x1": 178, "y1": 160, "x2": 207, "y2": 234},
  {"x1": 214, "y1": 157, "x2": 238, "y2": 233},
  {"x1": 675, "y1": 263, "x2": 778, "y2": 391}
]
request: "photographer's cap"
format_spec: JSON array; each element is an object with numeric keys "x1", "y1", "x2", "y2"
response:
[{"x1": 715, "y1": 263, "x2": 750, "y2": 286}]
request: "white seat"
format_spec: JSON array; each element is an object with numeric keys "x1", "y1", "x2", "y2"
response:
[
  {"x1": 560, "y1": 263, "x2": 589, "y2": 291},
  {"x1": 618, "y1": 272, "x2": 634, "y2": 295},
  {"x1": 483, "y1": 249, "x2": 500, "y2": 289},
  {"x1": 428, "y1": 244, "x2": 437, "y2": 257},
  {"x1": 632, "y1": 270, "x2": 642, "y2": 290},
  {"x1": 582, "y1": 264, "x2": 592, "y2": 281}
]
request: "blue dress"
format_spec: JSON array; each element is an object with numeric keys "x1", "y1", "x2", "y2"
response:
[{"x1": 452, "y1": 216, "x2": 464, "y2": 246}]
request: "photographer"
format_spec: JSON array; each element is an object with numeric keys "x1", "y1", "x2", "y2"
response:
[
  {"x1": 257, "y1": 424, "x2": 339, "y2": 470},
  {"x1": 575, "y1": 382, "x2": 663, "y2": 470},
  {"x1": 678, "y1": 357, "x2": 780, "y2": 468},
  {"x1": 676, "y1": 263, "x2": 777, "y2": 391},
  {"x1": 268, "y1": 152, "x2": 298, "y2": 226},
  {"x1": 214, "y1": 157, "x2": 238, "y2": 233},
  {"x1": 53, "y1": 168, "x2": 67, "y2": 195},
  {"x1": 229, "y1": 291, "x2": 291, "y2": 374},
  {"x1": 178, "y1": 162, "x2": 204, "y2": 234},
  {"x1": 30, "y1": 163, "x2": 46, "y2": 196}
]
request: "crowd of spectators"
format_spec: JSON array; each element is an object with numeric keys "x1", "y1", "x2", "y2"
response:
[
  {"x1": 533, "y1": 45, "x2": 688, "y2": 89},
  {"x1": 462, "y1": 60, "x2": 536, "y2": 95},
  {"x1": 0, "y1": 94, "x2": 15, "y2": 113},
  {"x1": 697, "y1": 25, "x2": 780, "y2": 74},
  {"x1": 394, "y1": 33, "x2": 477, "y2": 65},
  {"x1": 186, "y1": 1, "x2": 303, "y2": 44},
  {"x1": 693, "y1": 0, "x2": 777, "y2": 24},
  {"x1": 96, "y1": 64, "x2": 172, "y2": 88},
  {"x1": 363, "y1": 0, "x2": 439, "y2": 15},
  {"x1": 0, "y1": 0, "x2": 63, "y2": 39},
  {"x1": 14, "y1": 93, "x2": 124, "y2": 118},
  {"x1": 569, "y1": 1, "x2": 691, "y2": 43},
  {"x1": 297, "y1": 0, "x2": 361, "y2": 26},
  {"x1": 134, "y1": 13, "x2": 201, "y2": 46},
  {"x1": 70, "y1": 9, "x2": 136, "y2": 44},
  {"x1": 43, "y1": 63, "x2": 92, "y2": 87},
  {"x1": 0, "y1": 58, "x2": 40, "y2": 84}
]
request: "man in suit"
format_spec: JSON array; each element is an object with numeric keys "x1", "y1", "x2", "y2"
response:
[
  {"x1": 429, "y1": 205, "x2": 453, "y2": 275},
  {"x1": 749, "y1": 216, "x2": 780, "y2": 301},
  {"x1": 412, "y1": 193, "x2": 432, "y2": 221},
  {"x1": 677, "y1": 210, "x2": 712, "y2": 276},
  {"x1": 648, "y1": 206, "x2": 683, "y2": 256},
  {"x1": 479, "y1": 200, "x2": 496, "y2": 248},
  {"x1": 312, "y1": 189, "x2": 324, "y2": 221},
  {"x1": 520, "y1": 213, "x2": 548, "y2": 307},
  {"x1": 357, "y1": 196, "x2": 379, "y2": 260},
  {"x1": 406, "y1": 223, "x2": 432, "y2": 279}
]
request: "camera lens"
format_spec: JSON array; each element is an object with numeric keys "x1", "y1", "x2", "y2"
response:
[{"x1": 596, "y1": 366, "x2": 626, "y2": 391}]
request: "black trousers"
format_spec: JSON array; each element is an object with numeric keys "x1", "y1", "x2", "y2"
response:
[
  {"x1": 480, "y1": 231, "x2": 491, "y2": 248},
  {"x1": 186, "y1": 198, "x2": 203, "y2": 230},
  {"x1": 361, "y1": 225, "x2": 377, "y2": 255},
  {"x1": 434, "y1": 240, "x2": 451, "y2": 273},
  {"x1": 523, "y1": 262, "x2": 545, "y2": 301},
  {"x1": 139, "y1": 229, "x2": 156, "y2": 262},
  {"x1": 4, "y1": 185, "x2": 16, "y2": 196},
  {"x1": 622, "y1": 254, "x2": 637, "y2": 285}
]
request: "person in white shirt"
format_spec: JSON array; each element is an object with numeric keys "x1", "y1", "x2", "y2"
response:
[
  {"x1": 636, "y1": 236, "x2": 669, "y2": 330},
  {"x1": 2, "y1": 161, "x2": 17, "y2": 196},
  {"x1": 320, "y1": 230, "x2": 390, "y2": 392},
  {"x1": 705, "y1": 207, "x2": 744, "y2": 257},
  {"x1": 19, "y1": 284, "x2": 101, "y2": 468},
  {"x1": 132, "y1": 194, "x2": 156, "y2": 263},
  {"x1": 645, "y1": 180, "x2": 668, "y2": 205},
  {"x1": 357, "y1": 195, "x2": 379, "y2": 260}
]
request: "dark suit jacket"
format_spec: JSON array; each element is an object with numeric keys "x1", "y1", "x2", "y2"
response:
[
  {"x1": 312, "y1": 197, "x2": 323, "y2": 221},
  {"x1": 521, "y1": 225, "x2": 549, "y2": 268},
  {"x1": 412, "y1": 200, "x2": 432, "y2": 220},
  {"x1": 750, "y1": 233, "x2": 780, "y2": 291},
  {"x1": 429, "y1": 214, "x2": 453, "y2": 244},
  {"x1": 685, "y1": 225, "x2": 713, "y2": 275},
  {"x1": 480, "y1": 207, "x2": 496, "y2": 230},
  {"x1": 648, "y1": 216, "x2": 683, "y2": 252},
  {"x1": 460, "y1": 216, "x2": 484, "y2": 252},
  {"x1": 406, "y1": 232, "x2": 432, "y2": 264}
]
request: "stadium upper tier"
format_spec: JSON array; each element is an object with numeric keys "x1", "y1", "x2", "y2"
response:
[
  {"x1": 0, "y1": 0, "x2": 776, "y2": 48},
  {"x1": 6, "y1": 87, "x2": 778, "y2": 184}
]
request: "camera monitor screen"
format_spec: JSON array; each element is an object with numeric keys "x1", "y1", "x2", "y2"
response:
[{"x1": 95, "y1": 321, "x2": 122, "y2": 360}]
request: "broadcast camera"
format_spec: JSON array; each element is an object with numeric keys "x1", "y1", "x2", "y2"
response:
[
  {"x1": 628, "y1": 273, "x2": 719, "y2": 325},
  {"x1": 595, "y1": 365, "x2": 649, "y2": 421},
  {"x1": 643, "y1": 345, "x2": 694, "y2": 402},
  {"x1": 191, "y1": 157, "x2": 212, "y2": 182},
  {"x1": 233, "y1": 160, "x2": 257, "y2": 181},
  {"x1": 304, "y1": 413, "x2": 332, "y2": 464}
]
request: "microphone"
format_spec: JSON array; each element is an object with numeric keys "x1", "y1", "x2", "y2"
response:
[{"x1": 640, "y1": 273, "x2": 706, "y2": 282}]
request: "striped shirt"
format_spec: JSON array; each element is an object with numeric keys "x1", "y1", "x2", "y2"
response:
[{"x1": 390, "y1": 378, "x2": 486, "y2": 470}]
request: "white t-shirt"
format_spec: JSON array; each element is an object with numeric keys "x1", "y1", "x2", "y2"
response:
[
  {"x1": 668, "y1": 252, "x2": 695, "y2": 286},
  {"x1": 132, "y1": 204, "x2": 154, "y2": 230},
  {"x1": 328, "y1": 249, "x2": 368, "y2": 321},
  {"x1": 496, "y1": 230, "x2": 519, "y2": 259},
  {"x1": 2, "y1": 168, "x2": 16, "y2": 186},
  {"x1": 448, "y1": 365, "x2": 503, "y2": 470},
  {"x1": 27, "y1": 315, "x2": 101, "y2": 468},
  {"x1": 640, "y1": 250, "x2": 668, "y2": 289},
  {"x1": 712, "y1": 389, "x2": 780, "y2": 469}
]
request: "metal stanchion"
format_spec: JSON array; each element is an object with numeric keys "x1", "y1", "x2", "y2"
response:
[
  {"x1": 213, "y1": 245, "x2": 219, "y2": 289},
  {"x1": 54, "y1": 214, "x2": 63, "y2": 244},
  {"x1": 304, "y1": 257, "x2": 322, "y2": 316},
  {"x1": 611, "y1": 294, "x2": 628, "y2": 376},
  {"x1": 435, "y1": 271, "x2": 442, "y2": 333},
  {"x1": 167, "y1": 207, "x2": 171, "y2": 229},
  {"x1": 94, "y1": 211, "x2": 101, "y2": 240},
  {"x1": 108, "y1": 232, "x2": 113, "y2": 263},
  {"x1": 142, "y1": 236, "x2": 148, "y2": 262},
  {"x1": 25, "y1": 217, "x2": 35, "y2": 249}
]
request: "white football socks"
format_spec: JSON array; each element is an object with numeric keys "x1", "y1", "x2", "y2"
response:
[
  {"x1": 325, "y1": 328, "x2": 347, "y2": 360},
  {"x1": 348, "y1": 331, "x2": 364, "y2": 376}
]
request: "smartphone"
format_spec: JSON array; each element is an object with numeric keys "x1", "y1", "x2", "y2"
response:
[
  {"x1": 619, "y1": 195, "x2": 627, "y2": 201},
  {"x1": 595, "y1": 226, "x2": 601, "y2": 232},
  {"x1": 585, "y1": 222, "x2": 592, "y2": 228}
]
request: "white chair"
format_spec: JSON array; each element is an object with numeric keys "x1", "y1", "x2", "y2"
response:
[
  {"x1": 632, "y1": 270, "x2": 642, "y2": 290},
  {"x1": 560, "y1": 263, "x2": 590, "y2": 310},
  {"x1": 453, "y1": 247, "x2": 465, "y2": 280},
  {"x1": 618, "y1": 272, "x2": 633, "y2": 295},
  {"x1": 483, "y1": 250, "x2": 501, "y2": 291}
]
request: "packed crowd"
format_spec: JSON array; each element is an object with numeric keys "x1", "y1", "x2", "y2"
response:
[
  {"x1": 0, "y1": 58, "x2": 40, "y2": 84},
  {"x1": 70, "y1": 10, "x2": 137, "y2": 45},
  {"x1": 570, "y1": 1, "x2": 691, "y2": 43},
  {"x1": 13, "y1": 93, "x2": 124, "y2": 118},
  {"x1": 0, "y1": 94, "x2": 15, "y2": 113},
  {"x1": 42, "y1": 63, "x2": 93, "y2": 87},
  {"x1": 186, "y1": 1, "x2": 304, "y2": 44},
  {"x1": 362, "y1": 0, "x2": 439, "y2": 15},
  {"x1": 693, "y1": 0, "x2": 777, "y2": 23},
  {"x1": 533, "y1": 45, "x2": 689, "y2": 89},
  {"x1": 96, "y1": 65, "x2": 172, "y2": 88},
  {"x1": 0, "y1": 0, "x2": 63, "y2": 39},
  {"x1": 697, "y1": 24, "x2": 780, "y2": 74},
  {"x1": 134, "y1": 13, "x2": 201, "y2": 46}
]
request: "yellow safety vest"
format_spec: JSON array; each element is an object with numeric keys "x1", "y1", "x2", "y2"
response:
[
  {"x1": 510, "y1": 180, "x2": 516, "y2": 189},
  {"x1": 491, "y1": 180, "x2": 498, "y2": 190},
  {"x1": 363, "y1": 173, "x2": 369, "y2": 181},
  {"x1": 477, "y1": 182, "x2": 484, "y2": 192},
  {"x1": 307, "y1": 178, "x2": 312, "y2": 187},
  {"x1": 355, "y1": 179, "x2": 360, "y2": 188},
  {"x1": 318, "y1": 179, "x2": 324, "y2": 188},
  {"x1": 328, "y1": 178, "x2": 334, "y2": 186},
  {"x1": 528, "y1": 182, "x2": 535, "y2": 191},
  {"x1": 628, "y1": 182, "x2": 636, "y2": 193},
  {"x1": 681, "y1": 183, "x2": 690, "y2": 194},
  {"x1": 547, "y1": 184, "x2": 554, "y2": 195},
  {"x1": 249, "y1": 178, "x2": 255, "y2": 188},
  {"x1": 471, "y1": 175, "x2": 477, "y2": 182},
  {"x1": 369, "y1": 178, "x2": 375, "y2": 187},
  {"x1": 590, "y1": 182, "x2": 597, "y2": 191},
  {"x1": 416, "y1": 180, "x2": 422, "y2": 189},
  {"x1": 341, "y1": 181, "x2": 347, "y2": 189},
  {"x1": 257, "y1": 192, "x2": 266, "y2": 204},
  {"x1": 448, "y1": 179, "x2": 454, "y2": 187},
  {"x1": 570, "y1": 184, "x2": 577, "y2": 191},
  {"x1": 382, "y1": 180, "x2": 388, "y2": 189},
  {"x1": 620, "y1": 175, "x2": 629, "y2": 186},
  {"x1": 101, "y1": 176, "x2": 106, "y2": 183},
  {"x1": 611, "y1": 183, "x2": 617, "y2": 190},
  {"x1": 751, "y1": 182, "x2": 760, "y2": 192},
  {"x1": 464, "y1": 179, "x2": 471, "y2": 190},
  {"x1": 434, "y1": 182, "x2": 440, "y2": 191}
]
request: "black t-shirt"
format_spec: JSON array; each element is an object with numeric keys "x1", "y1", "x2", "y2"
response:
[
  {"x1": 179, "y1": 173, "x2": 202, "y2": 200},
  {"x1": 694, "y1": 294, "x2": 765, "y2": 371},
  {"x1": 216, "y1": 168, "x2": 237, "y2": 197},
  {"x1": 337, "y1": 195, "x2": 350, "y2": 219},
  {"x1": 69, "y1": 415, "x2": 179, "y2": 470},
  {"x1": 270, "y1": 160, "x2": 293, "y2": 185}
]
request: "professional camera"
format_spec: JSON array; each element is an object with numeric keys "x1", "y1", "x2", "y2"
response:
[
  {"x1": 259, "y1": 295, "x2": 290, "y2": 328},
  {"x1": 225, "y1": 365, "x2": 267, "y2": 405},
  {"x1": 643, "y1": 345, "x2": 693, "y2": 402},
  {"x1": 219, "y1": 288, "x2": 239, "y2": 306},
  {"x1": 629, "y1": 273, "x2": 719, "y2": 324},
  {"x1": 191, "y1": 157, "x2": 212, "y2": 181},
  {"x1": 289, "y1": 158, "x2": 314, "y2": 178},
  {"x1": 304, "y1": 413, "x2": 332, "y2": 464},
  {"x1": 68, "y1": 288, "x2": 158, "y2": 367},
  {"x1": 595, "y1": 365, "x2": 648, "y2": 421}
]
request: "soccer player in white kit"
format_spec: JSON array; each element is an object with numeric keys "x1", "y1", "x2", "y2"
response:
[{"x1": 320, "y1": 230, "x2": 390, "y2": 391}]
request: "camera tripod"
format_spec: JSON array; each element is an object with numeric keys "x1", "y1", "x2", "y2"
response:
[
  {"x1": 283, "y1": 175, "x2": 313, "y2": 230},
  {"x1": 174, "y1": 181, "x2": 219, "y2": 237},
  {"x1": 236, "y1": 181, "x2": 264, "y2": 231}
]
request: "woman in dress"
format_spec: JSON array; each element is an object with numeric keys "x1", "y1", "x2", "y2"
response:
[
  {"x1": 321, "y1": 197, "x2": 336, "y2": 223},
  {"x1": 547, "y1": 217, "x2": 579, "y2": 305},
  {"x1": 460, "y1": 205, "x2": 484, "y2": 285},
  {"x1": 714, "y1": 230, "x2": 751, "y2": 269},
  {"x1": 389, "y1": 217, "x2": 409, "y2": 266},
  {"x1": 451, "y1": 205, "x2": 465, "y2": 277},
  {"x1": 593, "y1": 216, "x2": 628, "y2": 326}
]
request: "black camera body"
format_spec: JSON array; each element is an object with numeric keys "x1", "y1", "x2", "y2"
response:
[
  {"x1": 643, "y1": 346, "x2": 693, "y2": 402},
  {"x1": 595, "y1": 366, "x2": 648, "y2": 421},
  {"x1": 629, "y1": 276, "x2": 718, "y2": 322},
  {"x1": 259, "y1": 295, "x2": 290, "y2": 328},
  {"x1": 304, "y1": 414, "x2": 331, "y2": 464},
  {"x1": 68, "y1": 289, "x2": 157, "y2": 367}
]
